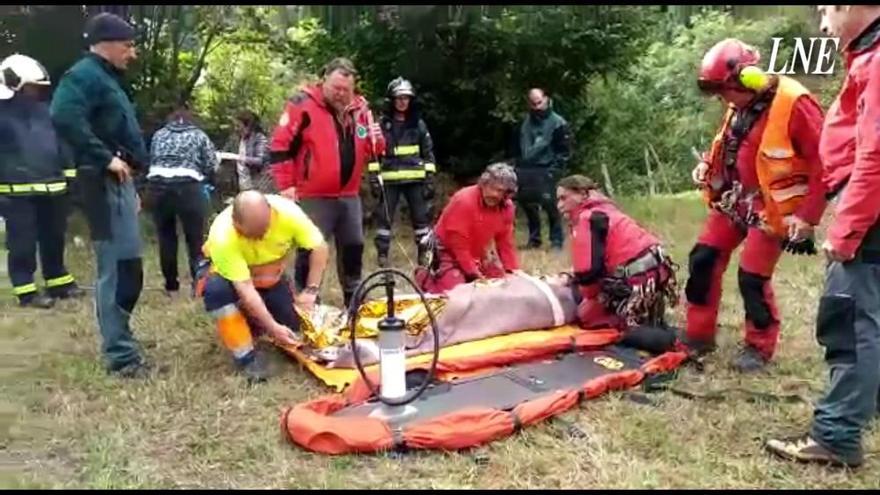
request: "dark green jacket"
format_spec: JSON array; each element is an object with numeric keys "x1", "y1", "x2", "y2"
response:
[
  {"x1": 50, "y1": 53, "x2": 147, "y2": 240},
  {"x1": 511, "y1": 105, "x2": 572, "y2": 201},
  {"x1": 0, "y1": 94, "x2": 73, "y2": 196},
  {"x1": 513, "y1": 107, "x2": 572, "y2": 172}
]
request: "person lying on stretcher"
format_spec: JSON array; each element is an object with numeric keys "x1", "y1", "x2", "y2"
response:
[{"x1": 550, "y1": 175, "x2": 681, "y2": 350}]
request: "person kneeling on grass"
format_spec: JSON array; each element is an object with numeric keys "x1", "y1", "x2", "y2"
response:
[
  {"x1": 197, "y1": 191, "x2": 329, "y2": 383},
  {"x1": 551, "y1": 175, "x2": 680, "y2": 353},
  {"x1": 414, "y1": 162, "x2": 521, "y2": 294}
]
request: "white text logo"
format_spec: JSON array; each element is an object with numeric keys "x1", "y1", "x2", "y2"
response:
[{"x1": 766, "y1": 37, "x2": 840, "y2": 75}]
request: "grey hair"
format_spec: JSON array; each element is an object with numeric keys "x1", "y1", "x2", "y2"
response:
[{"x1": 479, "y1": 162, "x2": 518, "y2": 194}]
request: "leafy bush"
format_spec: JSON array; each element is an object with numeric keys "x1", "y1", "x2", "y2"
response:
[
  {"x1": 278, "y1": 6, "x2": 655, "y2": 182},
  {"x1": 580, "y1": 10, "x2": 821, "y2": 195},
  {"x1": 193, "y1": 40, "x2": 304, "y2": 146}
]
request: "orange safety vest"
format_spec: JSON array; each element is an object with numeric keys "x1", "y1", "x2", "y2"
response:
[{"x1": 703, "y1": 76, "x2": 813, "y2": 238}]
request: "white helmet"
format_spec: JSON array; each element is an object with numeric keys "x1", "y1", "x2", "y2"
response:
[
  {"x1": 0, "y1": 54, "x2": 51, "y2": 100},
  {"x1": 387, "y1": 77, "x2": 415, "y2": 98}
]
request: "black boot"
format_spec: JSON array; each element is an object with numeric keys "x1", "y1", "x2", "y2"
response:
[
  {"x1": 48, "y1": 284, "x2": 86, "y2": 300},
  {"x1": 241, "y1": 351, "x2": 269, "y2": 384},
  {"x1": 19, "y1": 293, "x2": 55, "y2": 309},
  {"x1": 731, "y1": 345, "x2": 768, "y2": 373}
]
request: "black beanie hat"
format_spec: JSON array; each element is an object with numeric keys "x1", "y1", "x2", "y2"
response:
[{"x1": 83, "y1": 13, "x2": 136, "y2": 46}]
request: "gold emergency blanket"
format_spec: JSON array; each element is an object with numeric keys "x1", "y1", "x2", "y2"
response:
[{"x1": 297, "y1": 295, "x2": 447, "y2": 350}]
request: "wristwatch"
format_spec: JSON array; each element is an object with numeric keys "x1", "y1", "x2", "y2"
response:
[{"x1": 303, "y1": 285, "x2": 320, "y2": 295}]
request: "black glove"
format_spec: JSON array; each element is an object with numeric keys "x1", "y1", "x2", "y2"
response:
[
  {"x1": 423, "y1": 175, "x2": 436, "y2": 201},
  {"x1": 369, "y1": 174, "x2": 382, "y2": 199},
  {"x1": 782, "y1": 237, "x2": 818, "y2": 255}
]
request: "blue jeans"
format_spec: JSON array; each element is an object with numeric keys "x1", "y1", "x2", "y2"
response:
[
  {"x1": 810, "y1": 257, "x2": 880, "y2": 464},
  {"x1": 93, "y1": 178, "x2": 144, "y2": 371}
]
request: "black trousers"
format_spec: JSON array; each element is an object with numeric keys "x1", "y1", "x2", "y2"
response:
[
  {"x1": 2, "y1": 194, "x2": 75, "y2": 299},
  {"x1": 373, "y1": 181, "x2": 431, "y2": 258},
  {"x1": 148, "y1": 181, "x2": 207, "y2": 291},
  {"x1": 294, "y1": 197, "x2": 364, "y2": 308},
  {"x1": 515, "y1": 167, "x2": 563, "y2": 248}
]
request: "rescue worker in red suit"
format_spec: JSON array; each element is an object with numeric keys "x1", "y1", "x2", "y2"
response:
[
  {"x1": 766, "y1": 4, "x2": 880, "y2": 469},
  {"x1": 269, "y1": 57, "x2": 385, "y2": 307},
  {"x1": 553, "y1": 175, "x2": 678, "y2": 334},
  {"x1": 685, "y1": 39, "x2": 826, "y2": 372},
  {"x1": 415, "y1": 162, "x2": 520, "y2": 294}
]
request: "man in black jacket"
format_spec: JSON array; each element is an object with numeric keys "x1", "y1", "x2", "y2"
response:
[
  {"x1": 368, "y1": 77, "x2": 437, "y2": 267},
  {"x1": 0, "y1": 54, "x2": 84, "y2": 308}
]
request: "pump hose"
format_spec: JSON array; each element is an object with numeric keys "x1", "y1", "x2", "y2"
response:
[{"x1": 347, "y1": 267, "x2": 441, "y2": 407}]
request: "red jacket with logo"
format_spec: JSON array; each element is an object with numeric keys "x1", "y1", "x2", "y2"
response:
[
  {"x1": 820, "y1": 19, "x2": 880, "y2": 258},
  {"x1": 569, "y1": 196, "x2": 661, "y2": 297},
  {"x1": 434, "y1": 185, "x2": 519, "y2": 277},
  {"x1": 269, "y1": 84, "x2": 386, "y2": 198}
]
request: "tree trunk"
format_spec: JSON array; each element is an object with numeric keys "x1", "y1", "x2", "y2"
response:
[
  {"x1": 182, "y1": 25, "x2": 220, "y2": 101},
  {"x1": 169, "y1": 5, "x2": 184, "y2": 92}
]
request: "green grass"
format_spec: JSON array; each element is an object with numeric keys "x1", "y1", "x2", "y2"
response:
[{"x1": 0, "y1": 194, "x2": 877, "y2": 488}]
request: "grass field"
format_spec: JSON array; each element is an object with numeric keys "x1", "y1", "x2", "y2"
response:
[{"x1": 0, "y1": 193, "x2": 877, "y2": 489}]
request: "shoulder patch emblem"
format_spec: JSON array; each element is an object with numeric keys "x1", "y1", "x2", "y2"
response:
[
  {"x1": 289, "y1": 91, "x2": 308, "y2": 105},
  {"x1": 356, "y1": 125, "x2": 368, "y2": 139}
]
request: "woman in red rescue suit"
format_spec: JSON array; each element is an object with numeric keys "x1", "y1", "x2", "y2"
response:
[
  {"x1": 685, "y1": 39, "x2": 826, "y2": 372},
  {"x1": 553, "y1": 175, "x2": 678, "y2": 335}
]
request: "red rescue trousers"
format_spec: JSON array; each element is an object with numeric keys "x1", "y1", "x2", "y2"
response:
[{"x1": 684, "y1": 210, "x2": 783, "y2": 359}]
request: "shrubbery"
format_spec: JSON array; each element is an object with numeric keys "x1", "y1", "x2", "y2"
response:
[
  {"x1": 184, "y1": 7, "x2": 832, "y2": 196},
  {"x1": 580, "y1": 10, "x2": 826, "y2": 194}
]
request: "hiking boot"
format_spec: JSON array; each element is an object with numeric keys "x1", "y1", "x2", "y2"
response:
[
  {"x1": 676, "y1": 335, "x2": 716, "y2": 358},
  {"x1": 49, "y1": 285, "x2": 86, "y2": 300},
  {"x1": 732, "y1": 345, "x2": 768, "y2": 373},
  {"x1": 242, "y1": 351, "x2": 269, "y2": 384},
  {"x1": 765, "y1": 434, "x2": 862, "y2": 468},
  {"x1": 19, "y1": 293, "x2": 55, "y2": 309},
  {"x1": 110, "y1": 360, "x2": 153, "y2": 379}
]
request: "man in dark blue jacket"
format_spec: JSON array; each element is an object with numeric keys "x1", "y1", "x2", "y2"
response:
[
  {"x1": 0, "y1": 54, "x2": 84, "y2": 308},
  {"x1": 50, "y1": 13, "x2": 152, "y2": 379}
]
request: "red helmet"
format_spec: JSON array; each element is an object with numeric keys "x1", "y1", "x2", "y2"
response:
[{"x1": 697, "y1": 38, "x2": 761, "y2": 92}]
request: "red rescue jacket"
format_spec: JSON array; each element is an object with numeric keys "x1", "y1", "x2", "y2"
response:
[
  {"x1": 820, "y1": 18, "x2": 880, "y2": 258},
  {"x1": 269, "y1": 84, "x2": 386, "y2": 198},
  {"x1": 434, "y1": 185, "x2": 519, "y2": 278},
  {"x1": 569, "y1": 195, "x2": 660, "y2": 297}
]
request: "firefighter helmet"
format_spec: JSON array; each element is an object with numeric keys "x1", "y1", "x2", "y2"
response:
[
  {"x1": 0, "y1": 54, "x2": 50, "y2": 100},
  {"x1": 387, "y1": 77, "x2": 415, "y2": 98},
  {"x1": 697, "y1": 39, "x2": 767, "y2": 93}
]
